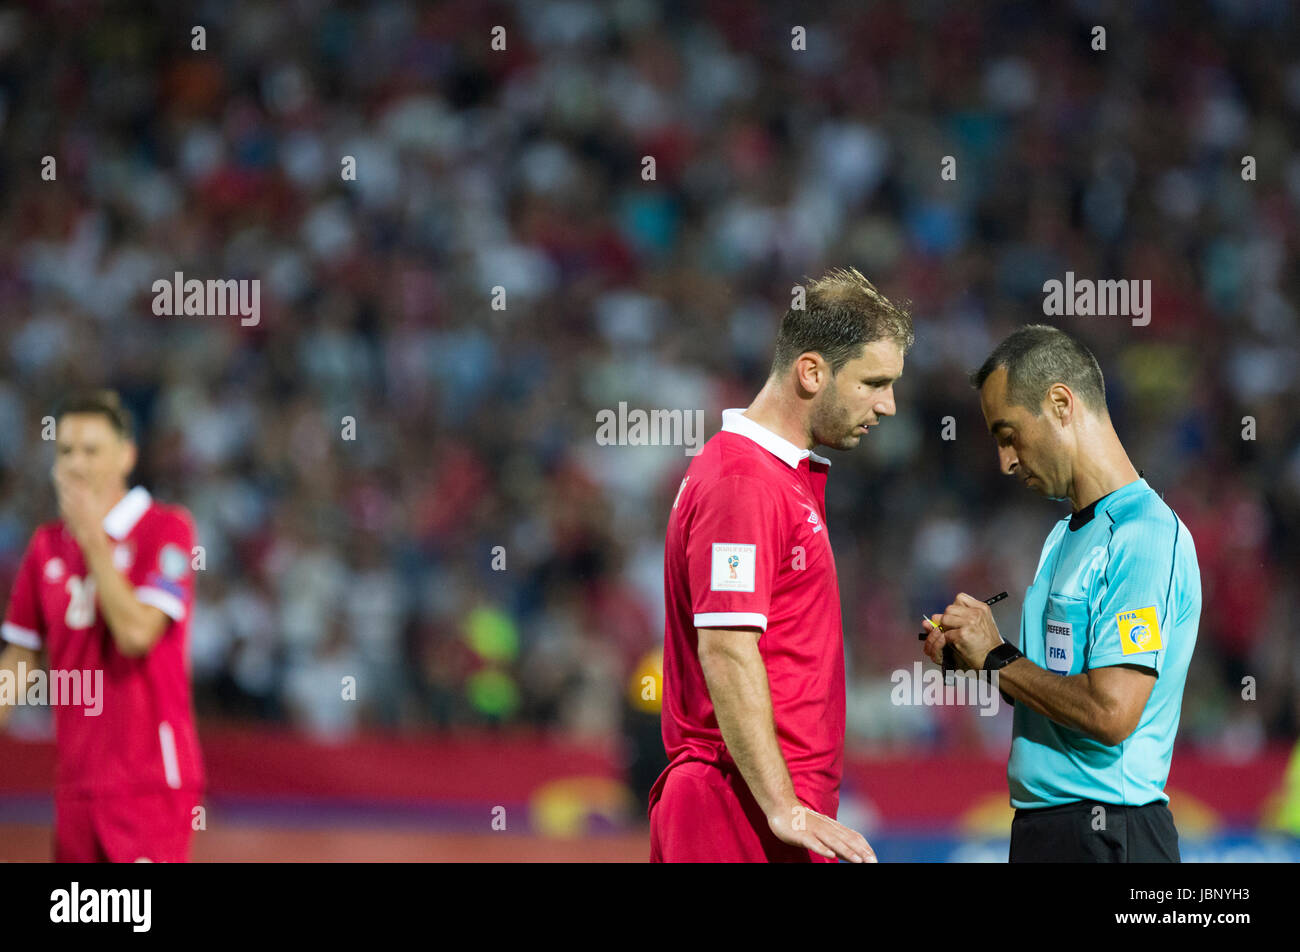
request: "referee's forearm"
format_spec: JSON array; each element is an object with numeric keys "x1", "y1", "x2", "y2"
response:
[
  {"x1": 995, "y1": 658, "x2": 1116, "y2": 743},
  {"x1": 699, "y1": 643, "x2": 799, "y2": 819}
]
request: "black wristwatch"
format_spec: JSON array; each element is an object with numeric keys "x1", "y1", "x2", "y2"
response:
[
  {"x1": 983, "y1": 641, "x2": 1023, "y2": 672},
  {"x1": 983, "y1": 642, "x2": 1023, "y2": 706}
]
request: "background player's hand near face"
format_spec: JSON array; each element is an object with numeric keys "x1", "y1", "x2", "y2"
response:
[
  {"x1": 922, "y1": 593, "x2": 1003, "y2": 669},
  {"x1": 54, "y1": 471, "x2": 109, "y2": 549},
  {"x1": 767, "y1": 801, "x2": 878, "y2": 863}
]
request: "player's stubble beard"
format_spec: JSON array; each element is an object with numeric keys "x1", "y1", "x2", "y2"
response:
[{"x1": 809, "y1": 378, "x2": 863, "y2": 451}]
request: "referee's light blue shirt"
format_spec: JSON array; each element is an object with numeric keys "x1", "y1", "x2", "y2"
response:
[{"x1": 1008, "y1": 477, "x2": 1201, "y2": 809}]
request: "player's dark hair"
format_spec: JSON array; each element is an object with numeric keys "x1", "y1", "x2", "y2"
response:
[
  {"x1": 970, "y1": 325, "x2": 1107, "y2": 415},
  {"x1": 54, "y1": 389, "x2": 135, "y2": 440},
  {"x1": 769, "y1": 267, "x2": 914, "y2": 376}
]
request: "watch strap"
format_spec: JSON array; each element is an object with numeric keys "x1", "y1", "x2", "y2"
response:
[{"x1": 984, "y1": 642, "x2": 1023, "y2": 706}]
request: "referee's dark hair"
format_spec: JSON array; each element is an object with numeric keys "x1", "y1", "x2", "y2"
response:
[
  {"x1": 770, "y1": 267, "x2": 914, "y2": 376},
  {"x1": 970, "y1": 325, "x2": 1108, "y2": 415},
  {"x1": 54, "y1": 389, "x2": 136, "y2": 441}
]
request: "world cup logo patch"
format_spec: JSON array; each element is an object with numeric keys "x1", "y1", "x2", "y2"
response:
[
  {"x1": 1118, "y1": 607, "x2": 1163, "y2": 655},
  {"x1": 711, "y1": 543, "x2": 757, "y2": 592}
]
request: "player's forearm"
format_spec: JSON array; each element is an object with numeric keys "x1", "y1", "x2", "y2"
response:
[
  {"x1": 0, "y1": 643, "x2": 41, "y2": 728},
  {"x1": 79, "y1": 534, "x2": 162, "y2": 656},
  {"x1": 699, "y1": 643, "x2": 799, "y2": 819},
  {"x1": 995, "y1": 659, "x2": 1125, "y2": 744}
]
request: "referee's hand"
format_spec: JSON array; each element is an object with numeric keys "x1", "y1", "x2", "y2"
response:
[
  {"x1": 768, "y1": 802, "x2": 878, "y2": 863},
  {"x1": 922, "y1": 593, "x2": 1002, "y2": 669}
]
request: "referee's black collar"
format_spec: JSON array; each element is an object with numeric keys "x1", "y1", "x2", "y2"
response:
[
  {"x1": 1068, "y1": 495, "x2": 1108, "y2": 531},
  {"x1": 1068, "y1": 471, "x2": 1143, "y2": 531}
]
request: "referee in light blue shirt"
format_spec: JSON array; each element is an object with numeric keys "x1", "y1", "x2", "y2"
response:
[{"x1": 921, "y1": 325, "x2": 1200, "y2": 862}]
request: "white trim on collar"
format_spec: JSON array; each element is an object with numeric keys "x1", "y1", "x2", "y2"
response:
[
  {"x1": 720, "y1": 409, "x2": 831, "y2": 469},
  {"x1": 102, "y1": 486, "x2": 153, "y2": 540}
]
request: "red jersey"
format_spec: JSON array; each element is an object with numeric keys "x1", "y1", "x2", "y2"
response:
[
  {"x1": 652, "y1": 409, "x2": 846, "y2": 818},
  {"x1": 2, "y1": 487, "x2": 205, "y2": 797}
]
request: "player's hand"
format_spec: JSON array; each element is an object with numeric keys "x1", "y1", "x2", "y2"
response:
[
  {"x1": 925, "y1": 593, "x2": 1003, "y2": 669},
  {"x1": 768, "y1": 801, "x2": 878, "y2": 863},
  {"x1": 54, "y1": 473, "x2": 106, "y2": 549}
]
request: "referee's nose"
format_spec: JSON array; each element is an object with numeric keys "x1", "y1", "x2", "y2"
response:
[{"x1": 999, "y1": 444, "x2": 1019, "y2": 476}]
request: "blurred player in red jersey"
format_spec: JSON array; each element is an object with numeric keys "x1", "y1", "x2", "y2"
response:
[
  {"x1": 650, "y1": 268, "x2": 913, "y2": 862},
  {"x1": 0, "y1": 390, "x2": 205, "y2": 862}
]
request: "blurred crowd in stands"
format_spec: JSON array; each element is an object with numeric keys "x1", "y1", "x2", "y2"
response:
[{"x1": 0, "y1": 1, "x2": 1296, "y2": 755}]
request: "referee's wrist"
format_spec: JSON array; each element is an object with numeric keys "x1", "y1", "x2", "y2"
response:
[
  {"x1": 982, "y1": 641, "x2": 1023, "y2": 707},
  {"x1": 981, "y1": 641, "x2": 1023, "y2": 672}
]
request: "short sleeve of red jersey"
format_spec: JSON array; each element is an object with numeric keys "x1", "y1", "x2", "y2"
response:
[
  {"x1": 134, "y1": 511, "x2": 196, "y2": 624},
  {"x1": 2, "y1": 535, "x2": 46, "y2": 650},
  {"x1": 686, "y1": 475, "x2": 786, "y2": 633}
]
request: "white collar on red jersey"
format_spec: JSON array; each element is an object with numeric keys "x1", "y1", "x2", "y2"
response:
[
  {"x1": 721, "y1": 408, "x2": 832, "y2": 469},
  {"x1": 102, "y1": 486, "x2": 152, "y2": 540}
]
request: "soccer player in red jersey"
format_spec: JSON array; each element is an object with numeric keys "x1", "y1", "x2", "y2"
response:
[
  {"x1": 650, "y1": 268, "x2": 913, "y2": 862},
  {"x1": 0, "y1": 390, "x2": 205, "y2": 862}
]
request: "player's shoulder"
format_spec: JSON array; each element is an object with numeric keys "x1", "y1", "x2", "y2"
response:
[
  {"x1": 26, "y1": 520, "x2": 67, "y2": 548},
  {"x1": 142, "y1": 497, "x2": 197, "y2": 536},
  {"x1": 674, "y1": 445, "x2": 785, "y2": 526},
  {"x1": 13, "y1": 522, "x2": 71, "y2": 575},
  {"x1": 689, "y1": 434, "x2": 783, "y2": 493}
]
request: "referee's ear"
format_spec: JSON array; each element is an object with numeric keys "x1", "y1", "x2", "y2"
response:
[{"x1": 1046, "y1": 383, "x2": 1074, "y2": 425}]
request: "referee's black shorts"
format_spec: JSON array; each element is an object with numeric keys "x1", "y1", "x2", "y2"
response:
[{"x1": 1009, "y1": 799, "x2": 1180, "y2": 862}]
